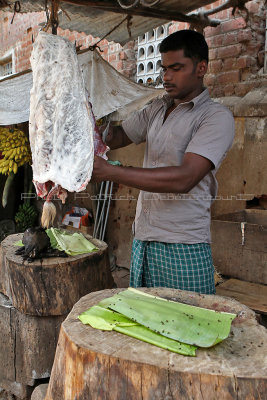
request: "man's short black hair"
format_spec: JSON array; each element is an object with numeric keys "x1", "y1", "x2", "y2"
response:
[{"x1": 159, "y1": 29, "x2": 209, "y2": 63}]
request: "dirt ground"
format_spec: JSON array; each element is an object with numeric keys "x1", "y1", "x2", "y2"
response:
[{"x1": 112, "y1": 266, "x2": 130, "y2": 288}]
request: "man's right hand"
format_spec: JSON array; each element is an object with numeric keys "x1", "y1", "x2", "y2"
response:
[{"x1": 99, "y1": 123, "x2": 132, "y2": 150}]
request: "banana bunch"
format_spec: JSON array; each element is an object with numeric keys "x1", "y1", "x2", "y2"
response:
[
  {"x1": 0, "y1": 127, "x2": 31, "y2": 175},
  {"x1": 15, "y1": 203, "x2": 37, "y2": 232}
]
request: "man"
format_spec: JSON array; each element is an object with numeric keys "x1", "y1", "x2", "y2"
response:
[{"x1": 92, "y1": 30, "x2": 235, "y2": 294}]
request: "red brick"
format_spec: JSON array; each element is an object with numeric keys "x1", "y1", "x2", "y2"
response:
[
  {"x1": 223, "y1": 57, "x2": 237, "y2": 71},
  {"x1": 217, "y1": 70, "x2": 240, "y2": 84},
  {"x1": 221, "y1": 17, "x2": 247, "y2": 33},
  {"x1": 211, "y1": 34, "x2": 224, "y2": 48},
  {"x1": 223, "y1": 84, "x2": 235, "y2": 96},
  {"x1": 204, "y1": 74, "x2": 216, "y2": 86},
  {"x1": 246, "y1": 2, "x2": 260, "y2": 14},
  {"x1": 241, "y1": 70, "x2": 252, "y2": 81},
  {"x1": 21, "y1": 40, "x2": 31, "y2": 49},
  {"x1": 208, "y1": 59, "x2": 223, "y2": 73},
  {"x1": 108, "y1": 53, "x2": 117, "y2": 62},
  {"x1": 205, "y1": 3, "x2": 213, "y2": 10},
  {"x1": 217, "y1": 44, "x2": 242, "y2": 59},
  {"x1": 246, "y1": 41, "x2": 263, "y2": 56},
  {"x1": 205, "y1": 38, "x2": 212, "y2": 48},
  {"x1": 215, "y1": 9, "x2": 229, "y2": 20},
  {"x1": 119, "y1": 51, "x2": 128, "y2": 60},
  {"x1": 68, "y1": 34, "x2": 76, "y2": 42},
  {"x1": 209, "y1": 48, "x2": 217, "y2": 61},
  {"x1": 204, "y1": 24, "x2": 222, "y2": 38},
  {"x1": 234, "y1": 81, "x2": 260, "y2": 97},
  {"x1": 210, "y1": 86, "x2": 225, "y2": 98},
  {"x1": 223, "y1": 32, "x2": 238, "y2": 46},
  {"x1": 237, "y1": 29, "x2": 253, "y2": 42},
  {"x1": 236, "y1": 56, "x2": 256, "y2": 69},
  {"x1": 115, "y1": 60, "x2": 123, "y2": 71}
]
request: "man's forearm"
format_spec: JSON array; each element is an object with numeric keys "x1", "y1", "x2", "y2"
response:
[
  {"x1": 106, "y1": 125, "x2": 132, "y2": 150},
  {"x1": 92, "y1": 152, "x2": 213, "y2": 193},
  {"x1": 105, "y1": 165, "x2": 194, "y2": 193}
]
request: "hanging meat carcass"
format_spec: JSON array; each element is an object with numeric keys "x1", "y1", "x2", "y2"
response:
[{"x1": 29, "y1": 32, "x2": 108, "y2": 228}]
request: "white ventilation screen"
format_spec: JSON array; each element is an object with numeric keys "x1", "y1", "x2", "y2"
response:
[{"x1": 136, "y1": 23, "x2": 171, "y2": 86}]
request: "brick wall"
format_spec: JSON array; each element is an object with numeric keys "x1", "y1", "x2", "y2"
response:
[
  {"x1": 170, "y1": 0, "x2": 266, "y2": 97},
  {"x1": 0, "y1": 0, "x2": 266, "y2": 97},
  {"x1": 0, "y1": 11, "x2": 137, "y2": 78}
]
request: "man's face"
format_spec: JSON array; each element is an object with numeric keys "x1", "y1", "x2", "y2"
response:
[{"x1": 161, "y1": 49, "x2": 207, "y2": 101}]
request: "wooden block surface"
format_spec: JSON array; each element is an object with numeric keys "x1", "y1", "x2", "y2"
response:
[
  {"x1": 0, "y1": 233, "x2": 114, "y2": 316},
  {"x1": 216, "y1": 278, "x2": 267, "y2": 314},
  {"x1": 45, "y1": 288, "x2": 267, "y2": 400}
]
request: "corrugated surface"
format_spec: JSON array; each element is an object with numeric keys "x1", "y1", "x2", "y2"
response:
[{"x1": 2, "y1": 0, "x2": 218, "y2": 44}]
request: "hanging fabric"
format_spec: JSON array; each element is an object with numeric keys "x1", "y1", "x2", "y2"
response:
[{"x1": 0, "y1": 47, "x2": 163, "y2": 125}]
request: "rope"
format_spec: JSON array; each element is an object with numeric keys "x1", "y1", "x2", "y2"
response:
[{"x1": 11, "y1": 1, "x2": 20, "y2": 24}]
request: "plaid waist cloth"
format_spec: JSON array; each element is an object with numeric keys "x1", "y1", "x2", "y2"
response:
[{"x1": 130, "y1": 239, "x2": 215, "y2": 294}]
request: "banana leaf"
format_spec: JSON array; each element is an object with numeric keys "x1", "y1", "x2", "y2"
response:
[
  {"x1": 79, "y1": 305, "x2": 196, "y2": 356},
  {"x1": 46, "y1": 228, "x2": 98, "y2": 255},
  {"x1": 98, "y1": 288, "x2": 236, "y2": 348}
]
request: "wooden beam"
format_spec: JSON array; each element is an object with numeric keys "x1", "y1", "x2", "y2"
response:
[
  {"x1": 0, "y1": 68, "x2": 32, "y2": 82},
  {"x1": 62, "y1": 0, "x2": 220, "y2": 26}
]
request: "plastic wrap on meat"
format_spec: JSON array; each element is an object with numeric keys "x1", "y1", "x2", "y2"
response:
[{"x1": 29, "y1": 32, "x2": 108, "y2": 228}]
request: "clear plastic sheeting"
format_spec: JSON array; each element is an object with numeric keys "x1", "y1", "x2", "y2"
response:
[
  {"x1": 0, "y1": 48, "x2": 163, "y2": 126},
  {"x1": 0, "y1": 72, "x2": 33, "y2": 125}
]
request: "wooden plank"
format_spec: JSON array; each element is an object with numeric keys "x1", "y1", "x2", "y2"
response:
[
  {"x1": 216, "y1": 279, "x2": 267, "y2": 314},
  {"x1": 211, "y1": 218, "x2": 267, "y2": 284}
]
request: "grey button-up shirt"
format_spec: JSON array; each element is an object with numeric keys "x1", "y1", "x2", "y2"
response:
[{"x1": 122, "y1": 89, "x2": 235, "y2": 244}]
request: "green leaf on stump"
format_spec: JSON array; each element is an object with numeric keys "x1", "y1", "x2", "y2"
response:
[
  {"x1": 79, "y1": 305, "x2": 196, "y2": 356},
  {"x1": 98, "y1": 288, "x2": 236, "y2": 348}
]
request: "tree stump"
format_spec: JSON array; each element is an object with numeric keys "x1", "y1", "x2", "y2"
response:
[
  {"x1": 0, "y1": 233, "x2": 114, "y2": 316},
  {"x1": 0, "y1": 292, "x2": 65, "y2": 399},
  {"x1": 45, "y1": 288, "x2": 267, "y2": 400}
]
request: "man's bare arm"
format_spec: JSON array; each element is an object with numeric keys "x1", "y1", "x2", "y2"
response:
[
  {"x1": 92, "y1": 152, "x2": 213, "y2": 193},
  {"x1": 104, "y1": 124, "x2": 132, "y2": 150}
]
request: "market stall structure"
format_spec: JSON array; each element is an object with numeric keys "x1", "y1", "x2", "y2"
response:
[{"x1": 0, "y1": 0, "x2": 267, "y2": 399}]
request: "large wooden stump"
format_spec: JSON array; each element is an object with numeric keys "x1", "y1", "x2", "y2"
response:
[
  {"x1": 45, "y1": 288, "x2": 267, "y2": 400},
  {"x1": 0, "y1": 233, "x2": 114, "y2": 316},
  {"x1": 0, "y1": 292, "x2": 65, "y2": 399}
]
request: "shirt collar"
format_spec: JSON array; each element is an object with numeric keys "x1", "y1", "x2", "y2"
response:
[{"x1": 162, "y1": 87, "x2": 210, "y2": 109}]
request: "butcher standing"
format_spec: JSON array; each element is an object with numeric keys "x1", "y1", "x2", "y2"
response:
[{"x1": 92, "y1": 30, "x2": 235, "y2": 294}]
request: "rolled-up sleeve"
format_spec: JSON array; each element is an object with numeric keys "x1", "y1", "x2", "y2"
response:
[{"x1": 185, "y1": 106, "x2": 235, "y2": 169}]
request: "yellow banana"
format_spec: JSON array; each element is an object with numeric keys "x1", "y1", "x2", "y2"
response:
[{"x1": 13, "y1": 162, "x2": 18, "y2": 174}]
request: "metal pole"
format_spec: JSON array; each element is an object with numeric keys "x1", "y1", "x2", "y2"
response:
[{"x1": 101, "y1": 181, "x2": 113, "y2": 241}]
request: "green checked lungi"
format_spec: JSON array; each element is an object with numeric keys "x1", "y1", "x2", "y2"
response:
[{"x1": 130, "y1": 239, "x2": 215, "y2": 294}]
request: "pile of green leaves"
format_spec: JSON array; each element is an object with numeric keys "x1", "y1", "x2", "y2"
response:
[{"x1": 79, "y1": 288, "x2": 236, "y2": 357}]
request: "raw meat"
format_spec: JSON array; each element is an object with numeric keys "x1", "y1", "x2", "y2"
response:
[{"x1": 29, "y1": 31, "x2": 108, "y2": 228}]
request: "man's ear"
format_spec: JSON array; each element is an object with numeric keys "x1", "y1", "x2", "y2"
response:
[{"x1": 197, "y1": 60, "x2": 208, "y2": 77}]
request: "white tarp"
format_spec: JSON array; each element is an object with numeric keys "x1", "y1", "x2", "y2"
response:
[{"x1": 0, "y1": 49, "x2": 163, "y2": 125}]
